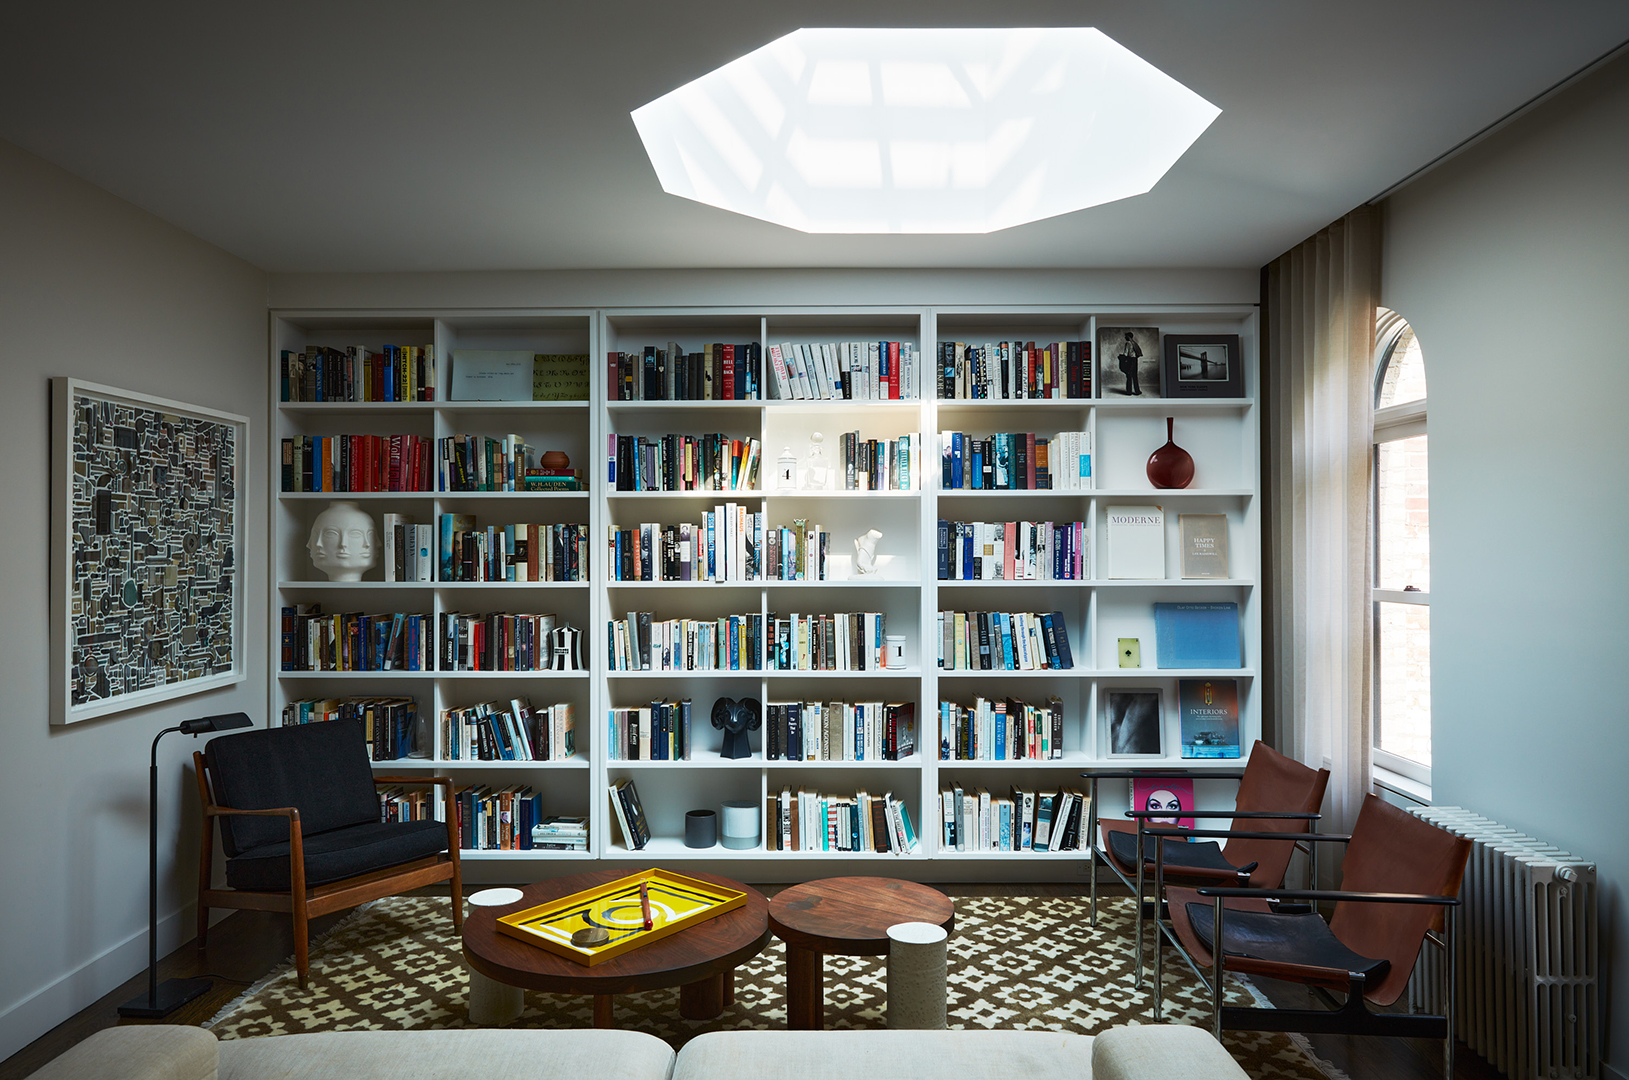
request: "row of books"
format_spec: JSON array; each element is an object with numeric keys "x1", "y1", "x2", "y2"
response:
[
  {"x1": 940, "y1": 430, "x2": 1091, "y2": 490},
  {"x1": 440, "y1": 612, "x2": 583, "y2": 672},
  {"x1": 938, "y1": 519, "x2": 1090, "y2": 581},
  {"x1": 609, "y1": 342, "x2": 762, "y2": 401},
  {"x1": 827, "y1": 430, "x2": 919, "y2": 491},
  {"x1": 768, "y1": 341, "x2": 918, "y2": 401},
  {"x1": 937, "y1": 609, "x2": 1075, "y2": 671},
  {"x1": 280, "y1": 434, "x2": 435, "y2": 492},
  {"x1": 768, "y1": 519, "x2": 830, "y2": 581},
  {"x1": 938, "y1": 696, "x2": 1064, "y2": 761},
  {"x1": 770, "y1": 787, "x2": 919, "y2": 854},
  {"x1": 607, "y1": 612, "x2": 763, "y2": 671},
  {"x1": 280, "y1": 344, "x2": 437, "y2": 403},
  {"x1": 766, "y1": 611, "x2": 888, "y2": 672},
  {"x1": 937, "y1": 340, "x2": 1092, "y2": 400},
  {"x1": 940, "y1": 783, "x2": 1091, "y2": 852},
  {"x1": 608, "y1": 699, "x2": 694, "y2": 761},
  {"x1": 608, "y1": 778, "x2": 651, "y2": 849},
  {"x1": 528, "y1": 815, "x2": 590, "y2": 851},
  {"x1": 454, "y1": 787, "x2": 566, "y2": 851},
  {"x1": 608, "y1": 503, "x2": 758, "y2": 581},
  {"x1": 378, "y1": 785, "x2": 436, "y2": 824},
  {"x1": 438, "y1": 433, "x2": 580, "y2": 492},
  {"x1": 279, "y1": 695, "x2": 420, "y2": 761},
  {"x1": 609, "y1": 433, "x2": 762, "y2": 492},
  {"x1": 766, "y1": 700, "x2": 916, "y2": 762},
  {"x1": 439, "y1": 516, "x2": 588, "y2": 582},
  {"x1": 280, "y1": 607, "x2": 433, "y2": 672},
  {"x1": 441, "y1": 697, "x2": 577, "y2": 761},
  {"x1": 381, "y1": 515, "x2": 435, "y2": 581}
]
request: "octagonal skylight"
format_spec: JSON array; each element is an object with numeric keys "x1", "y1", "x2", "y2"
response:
[{"x1": 631, "y1": 27, "x2": 1221, "y2": 234}]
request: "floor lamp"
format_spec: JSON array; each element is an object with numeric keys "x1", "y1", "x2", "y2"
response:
[{"x1": 118, "y1": 711, "x2": 253, "y2": 1019}]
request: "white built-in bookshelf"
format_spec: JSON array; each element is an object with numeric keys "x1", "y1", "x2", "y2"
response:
[{"x1": 269, "y1": 305, "x2": 1260, "y2": 880}]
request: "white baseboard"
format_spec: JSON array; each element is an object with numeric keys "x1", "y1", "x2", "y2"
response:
[
  {"x1": 0, "y1": 902, "x2": 199, "y2": 1064},
  {"x1": 1603, "y1": 1059, "x2": 1626, "y2": 1080}
]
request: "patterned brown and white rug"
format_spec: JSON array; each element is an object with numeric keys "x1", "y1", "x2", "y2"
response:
[{"x1": 205, "y1": 893, "x2": 1339, "y2": 1080}]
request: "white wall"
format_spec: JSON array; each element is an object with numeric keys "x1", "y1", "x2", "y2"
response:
[
  {"x1": 0, "y1": 140, "x2": 267, "y2": 1059},
  {"x1": 1383, "y1": 55, "x2": 1629, "y2": 1067}
]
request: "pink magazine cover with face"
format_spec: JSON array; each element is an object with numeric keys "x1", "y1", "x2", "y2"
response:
[{"x1": 1131, "y1": 777, "x2": 1194, "y2": 831}]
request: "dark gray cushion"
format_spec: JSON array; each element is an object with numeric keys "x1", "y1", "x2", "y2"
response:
[
  {"x1": 1108, "y1": 829, "x2": 1239, "y2": 874},
  {"x1": 1185, "y1": 904, "x2": 1391, "y2": 982},
  {"x1": 225, "y1": 819, "x2": 449, "y2": 890},
  {"x1": 205, "y1": 720, "x2": 379, "y2": 857}
]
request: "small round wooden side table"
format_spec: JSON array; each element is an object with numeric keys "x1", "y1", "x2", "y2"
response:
[
  {"x1": 767, "y1": 876, "x2": 955, "y2": 1029},
  {"x1": 463, "y1": 868, "x2": 770, "y2": 1028}
]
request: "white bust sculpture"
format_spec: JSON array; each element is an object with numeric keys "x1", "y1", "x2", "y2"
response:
[
  {"x1": 307, "y1": 500, "x2": 378, "y2": 581},
  {"x1": 854, "y1": 528, "x2": 883, "y2": 575}
]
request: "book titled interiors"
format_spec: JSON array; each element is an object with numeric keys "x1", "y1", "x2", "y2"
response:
[{"x1": 1178, "y1": 678, "x2": 1241, "y2": 758}]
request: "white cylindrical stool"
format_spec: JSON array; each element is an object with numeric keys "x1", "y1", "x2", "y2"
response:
[
  {"x1": 466, "y1": 963, "x2": 523, "y2": 1026},
  {"x1": 466, "y1": 889, "x2": 525, "y2": 1025},
  {"x1": 886, "y1": 921, "x2": 948, "y2": 1029}
]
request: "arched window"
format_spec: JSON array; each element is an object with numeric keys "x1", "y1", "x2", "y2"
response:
[{"x1": 1372, "y1": 309, "x2": 1430, "y2": 787}]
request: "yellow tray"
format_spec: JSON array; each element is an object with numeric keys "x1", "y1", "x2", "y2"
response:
[{"x1": 495, "y1": 869, "x2": 747, "y2": 966}]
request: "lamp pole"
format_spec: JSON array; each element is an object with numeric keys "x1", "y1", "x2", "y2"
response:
[{"x1": 118, "y1": 713, "x2": 251, "y2": 1018}]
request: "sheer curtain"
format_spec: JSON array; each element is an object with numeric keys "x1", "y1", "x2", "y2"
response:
[{"x1": 1261, "y1": 207, "x2": 1381, "y2": 848}]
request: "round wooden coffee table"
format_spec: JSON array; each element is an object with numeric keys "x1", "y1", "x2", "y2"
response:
[
  {"x1": 462, "y1": 868, "x2": 770, "y2": 1028},
  {"x1": 768, "y1": 876, "x2": 955, "y2": 1029}
]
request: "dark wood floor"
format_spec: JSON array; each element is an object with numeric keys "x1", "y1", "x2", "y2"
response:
[{"x1": 0, "y1": 883, "x2": 1500, "y2": 1080}]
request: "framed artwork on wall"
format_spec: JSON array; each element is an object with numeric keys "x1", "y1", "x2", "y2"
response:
[
  {"x1": 50, "y1": 378, "x2": 248, "y2": 725},
  {"x1": 1161, "y1": 334, "x2": 1243, "y2": 398}
]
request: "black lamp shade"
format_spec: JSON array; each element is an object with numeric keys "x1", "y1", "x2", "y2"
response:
[{"x1": 179, "y1": 712, "x2": 253, "y2": 736}]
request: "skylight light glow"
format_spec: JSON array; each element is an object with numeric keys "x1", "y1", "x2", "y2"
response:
[{"x1": 631, "y1": 27, "x2": 1221, "y2": 234}]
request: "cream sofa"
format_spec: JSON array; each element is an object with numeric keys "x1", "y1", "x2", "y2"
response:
[{"x1": 29, "y1": 1024, "x2": 1248, "y2": 1080}]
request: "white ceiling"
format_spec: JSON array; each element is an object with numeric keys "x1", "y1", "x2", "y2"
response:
[{"x1": 3, "y1": 1, "x2": 1627, "y2": 273}]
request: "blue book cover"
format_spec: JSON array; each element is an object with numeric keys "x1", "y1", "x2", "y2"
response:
[
  {"x1": 1154, "y1": 602, "x2": 1241, "y2": 668},
  {"x1": 1179, "y1": 679, "x2": 1241, "y2": 758}
]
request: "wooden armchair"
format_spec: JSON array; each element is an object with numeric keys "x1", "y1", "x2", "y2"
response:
[{"x1": 193, "y1": 717, "x2": 461, "y2": 987}]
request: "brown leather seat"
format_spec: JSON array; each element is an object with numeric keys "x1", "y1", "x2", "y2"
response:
[
  {"x1": 1166, "y1": 794, "x2": 1472, "y2": 1075},
  {"x1": 1168, "y1": 793, "x2": 1470, "y2": 1006},
  {"x1": 1099, "y1": 741, "x2": 1330, "y2": 889}
]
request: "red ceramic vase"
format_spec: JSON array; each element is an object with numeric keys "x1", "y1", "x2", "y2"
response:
[{"x1": 1146, "y1": 416, "x2": 1195, "y2": 489}]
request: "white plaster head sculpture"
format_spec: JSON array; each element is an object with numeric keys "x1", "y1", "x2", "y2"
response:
[{"x1": 307, "y1": 500, "x2": 378, "y2": 581}]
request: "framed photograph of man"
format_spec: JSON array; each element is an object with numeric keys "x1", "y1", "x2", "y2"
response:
[
  {"x1": 1161, "y1": 334, "x2": 1243, "y2": 398},
  {"x1": 1104, "y1": 689, "x2": 1164, "y2": 756},
  {"x1": 1098, "y1": 326, "x2": 1161, "y2": 398}
]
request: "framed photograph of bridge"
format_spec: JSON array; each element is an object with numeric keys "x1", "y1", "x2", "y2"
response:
[{"x1": 1162, "y1": 334, "x2": 1242, "y2": 398}]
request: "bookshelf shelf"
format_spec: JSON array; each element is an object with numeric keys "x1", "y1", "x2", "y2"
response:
[{"x1": 272, "y1": 304, "x2": 1259, "y2": 874}]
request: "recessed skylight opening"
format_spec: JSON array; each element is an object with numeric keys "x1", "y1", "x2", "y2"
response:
[{"x1": 631, "y1": 28, "x2": 1221, "y2": 235}]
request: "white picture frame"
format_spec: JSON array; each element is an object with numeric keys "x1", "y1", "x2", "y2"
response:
[{"x1": 51, "y1": 378, "x2": 248, "y2": 725}]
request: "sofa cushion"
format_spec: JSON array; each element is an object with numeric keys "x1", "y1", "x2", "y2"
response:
[
  {"x1": 1091, "y1": 1024, "x2": 1249, "y2": 1080},
  {"x1": 218, "y1": 1029, "x2": 674, "y2": 1080},
  {"x1": 225, "y1": 818, "x2": 448, "y2": 890},
  {"x1": 26, "y1": 1025, "x2": 216, "y2": 1080},
  {"x1": 671, "y1": 1030, "x2": 1092, "y2": 1080}
]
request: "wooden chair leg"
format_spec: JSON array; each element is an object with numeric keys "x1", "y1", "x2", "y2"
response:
[
  {"x1": 293, "y1": 896, "x2": 310, "y2": 989},
  {"x1": 450, "y1": 857, "x2": 464, "y2": 931}
]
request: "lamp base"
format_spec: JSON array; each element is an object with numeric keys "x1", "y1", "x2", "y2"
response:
[{"x1": 117, "y1": 977, "x2": 212, "y2": 1019}]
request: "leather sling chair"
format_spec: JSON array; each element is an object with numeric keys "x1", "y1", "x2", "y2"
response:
[
  {"x1": 1085, "y1": 741, "x2": 1330, "y2": 985},
  {"x1": 194, "y1": 718, "x2": 462, "y2": 988},
  {"x1": 1164, "y1": 794, "x2": 1471, "y2": 1079}
]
